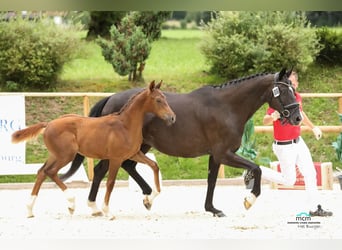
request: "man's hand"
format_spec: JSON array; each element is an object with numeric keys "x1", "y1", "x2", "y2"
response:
[
  {"x1": 312, "y1": 126, "x2": 322, "y2": 140},
  {"x1": 271, "y1": 111, "x2": 281, "y2": 121}
]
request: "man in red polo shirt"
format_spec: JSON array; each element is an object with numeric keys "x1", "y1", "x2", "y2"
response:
[{"x1": 245, "y1": 71, "x2": 332, "y2": 216}]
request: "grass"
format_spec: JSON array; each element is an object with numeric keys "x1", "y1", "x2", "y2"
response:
[{"x1": 1, "y1": 29, "x2": 342, "y2": 183}]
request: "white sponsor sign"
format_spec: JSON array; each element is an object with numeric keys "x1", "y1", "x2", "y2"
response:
[
  {"x1": 0, "y1": 95, "x2": 26, "y2": 167},
  {"x1": 0, "y1": 95, "x2": 88, "y2": 182}
]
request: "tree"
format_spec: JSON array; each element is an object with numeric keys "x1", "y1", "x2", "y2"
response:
[
  {"x1": 86, "y1": 11, "x2": 127, "y2": 40},
  {"x1": 133, "y1": 11, "x2": 172, "y2": 41},
  {"x1": 131, "y1": 11, "x2": 171, "y2": 78},
  {"x1": 97, "y1": 13, "x2": 151, "y2": 82},
  {"x1": 306, "y1": 11, "x2": 342, "y2": 27},
  {"x1": 97, "y1": 11, "x2": 171, "y2": 82}
]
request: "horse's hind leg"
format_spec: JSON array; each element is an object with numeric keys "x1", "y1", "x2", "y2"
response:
[
  {"x1": 129, "y1": 151, "x2": 161, "y2": 210},
  {"x1": 45, "y1": 160, "x2": 76, "y2": 215},
  {"x1": 27, "y1": 162, "x2": 49, "y2": 218}
]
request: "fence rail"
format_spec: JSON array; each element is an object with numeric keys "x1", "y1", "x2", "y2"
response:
[{"x1": 1, "y1": 92, "x2": 342, "y2": 180}]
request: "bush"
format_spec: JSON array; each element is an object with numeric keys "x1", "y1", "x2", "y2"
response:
[
  {"x1": 315, "y1": 27, "x2": 342, "y2": 65},
  {"x1": 0, "y1": 19, "x2": 82, "y2": 90},
  {"x1": 97, "y1": 13, "x2": 151, "y2": 82},
  {"x1": 201, "y1": 11, "x2": 321, "y2": 78}
]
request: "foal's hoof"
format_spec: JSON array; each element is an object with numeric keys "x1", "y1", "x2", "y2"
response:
[
  {"x1": 68, "y1": 207, "x2": 75, "y2": 215},
  {"x1": 143, "y1": 198, "x2": 152, "y2": 210},
  {"x1": 67, "y1": 196, "x2": 75, "y2": 215},
  {"x1": 27, "y1": 214, "x2": 34, "y2": 219},
  {"x1": 143, "y1": 190, "x2": 160, "y2": 210},
  {"x1": 91, "y1": 211, "x2": 103, "y2": 217},
  {"x1": 244, "y1": 193, "x2": 257, "y2": 210}
]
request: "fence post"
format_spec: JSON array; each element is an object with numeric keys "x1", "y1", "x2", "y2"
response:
[
  {"x1": 218, "y1": 164, "x2": 225, "y2": 178},
  {"x1": 83, "y1": 95, "x2": 94, "y2": 181}
]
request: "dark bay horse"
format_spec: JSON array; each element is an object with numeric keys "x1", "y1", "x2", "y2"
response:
[
  {"x1": 61, "y1": 68, "x2": 301, "y2": 217},
  {"x1": 12, "y1": 81, "x2": 176, "y2": 218}
]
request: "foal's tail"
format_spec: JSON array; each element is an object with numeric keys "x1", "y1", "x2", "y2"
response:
[{"x1": 11, "y1": 122, "x2": 48, "y2": 143}]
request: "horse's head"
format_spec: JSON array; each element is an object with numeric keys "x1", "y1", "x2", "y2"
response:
[
  {"x1": 147, "y1": 80, "x2": 176, "y2": 126},
  {"x1": 269, "y1": 68, "x2": 302, "y2": 125}
]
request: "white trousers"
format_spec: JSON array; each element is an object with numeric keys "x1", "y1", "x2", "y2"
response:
[{"x1": 260, "y1": 137, "x2": 319, "y2": 210}]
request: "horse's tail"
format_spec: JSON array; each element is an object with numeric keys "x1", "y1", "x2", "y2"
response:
[
  {"x1": 59, "y1": 96, "x2": 111, "y2": 181},
  {"x1": 89, "y1": 96, "x2": 111, "y2": 117},
  {"x1": 12, "y1": 122, "x2": 48, "y2": 144},
  {"x1": 59, "y1": 153, "x2": 86, "y2": 181}
]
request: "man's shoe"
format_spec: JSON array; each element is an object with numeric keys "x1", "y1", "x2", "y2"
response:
[
  {"x1": 309, "y1": 205, "x2": 333, "y2": 217},
  {"x1": 243, "y1": 169, "x2": 254, "y2": 187}
]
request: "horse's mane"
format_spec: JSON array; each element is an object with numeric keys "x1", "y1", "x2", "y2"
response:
[
  {"x1": 114, "y1": 88, "x2": 146, "y2": 115},
  {"x1": 211, "y1": 72, "x2": 272, "y2": 89}
]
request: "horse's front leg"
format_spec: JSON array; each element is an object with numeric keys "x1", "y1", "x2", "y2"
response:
[
  {"x1": 204, "y1": 155, "x2": 226, "y2": 217},
  {"x1": 129, "y1": 151, "x2": 161, "y2": 210},
  {"x1": 221, "y1": 151, "x2": 261, "y2": 210},
  {"x1": 130, "y1": 151, "x2": 161, "y2": 192},
  {"x1": 122, "y1": 144, "x2": 153, "y2": 197},
  {"x1": 88, "y1": 160, "x2": 109, "y2": 216},
  {"x1": 102, "y1": 160, "x2": 120, "y2": 220}
]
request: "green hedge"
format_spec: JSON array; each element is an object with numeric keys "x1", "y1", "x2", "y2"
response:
[
  {"x1": 316, "y1": 27, "x2": 342, "y2": 65},
  {"x1": 0, "y1": 19, "x2": 82, "y2": 90},
  {"x1": 201, "y1": 11, "x2": 321, "y2": 78}
]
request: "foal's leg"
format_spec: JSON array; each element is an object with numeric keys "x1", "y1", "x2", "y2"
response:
[
  {"x1": 27, "y1": 162, "x2": 49, "y2": 218},
  {"x1": 129, "y1": 151, "x2": 161, "y2": 210},
  {"x1": 102, "y1": 159, "x2": 120, "y2": 220},
  {"x1": 130, "y1": 151, "x2": 161, "y2": 192},
  {"x1": 45, "y1": 162, "x2": 76, "y2": 215},
  {"x1": 123, "y1": 144, "x2": 153, "y2": 196},
  {"x1": 88, "y1": 160, "x2": 109, "y2": 216}
]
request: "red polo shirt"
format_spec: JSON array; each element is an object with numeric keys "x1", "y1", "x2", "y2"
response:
[{"x1": 267, "y1": 93, "x2": 303, "y2": 141}]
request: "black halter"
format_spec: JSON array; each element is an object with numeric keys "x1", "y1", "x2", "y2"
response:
[{"x1": 273, "y1": 73, "x2": 299, "y2": 120}]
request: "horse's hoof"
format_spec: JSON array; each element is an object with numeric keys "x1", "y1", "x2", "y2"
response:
[
  {"x1": 68, "y1": 207, "x2": 75, "y2": 215},
  {"x1": 213, "y1": 211, "x2": 226, "y2": 217},
  {"x1": 244, "y1": 193, "x2": 257, "y2": 210},
  {"x1": 109, "y1": 215, "x2": 116, "y2": 221},
  {"x1": 91, "y1": 211, "x2": 103, "y2": 217},
  {"x1": 143, "y1": 190, "x2": 159, "y2": 210},
  {"x1": 27, "y1": 214, "x2": 34, "y2": 218},
  {"x1": 143, "y1": 199, "x2": 152, "y2": 210}
]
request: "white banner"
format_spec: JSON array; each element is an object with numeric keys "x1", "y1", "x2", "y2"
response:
[
  {"x1": 0, "y1": 95, "x2": 88, "y2": 182},
  {"x1": 0, "y1": 95, "x2": 26, "y2": 167}
]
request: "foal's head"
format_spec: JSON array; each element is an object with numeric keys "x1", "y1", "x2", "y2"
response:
[
  {"x1": 146, "y1": 80, "x2": 176, "y2": 125},
  {"x1": 270, "y1": 68, "x2": 302, "y2": 125}
]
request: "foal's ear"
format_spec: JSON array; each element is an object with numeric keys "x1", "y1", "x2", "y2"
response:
[
  {"x1": 278, "y1": 68, "x2": 287, "y2": 80},
  {"x1": 149, "y1": 80, "x2": 156, "y2": 92},
  {"x1": 156, "y1": 80, "x2": 162, "y2": 89}
]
